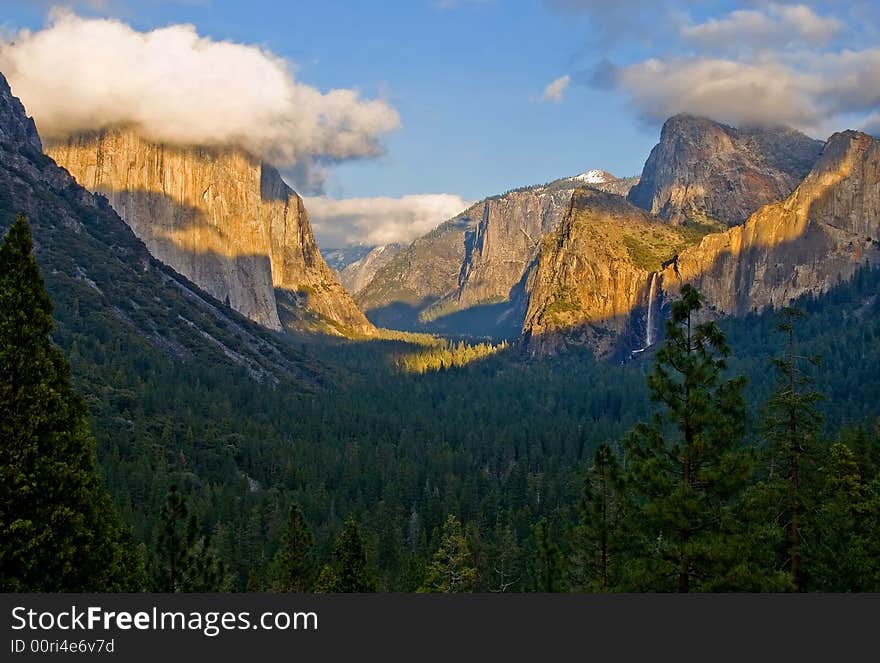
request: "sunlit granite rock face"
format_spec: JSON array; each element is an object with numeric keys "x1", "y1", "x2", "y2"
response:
[
  {"x1": 659, "y1": 131, "x2": 880, "y2": 314},
  {"x1": 0, "y1": 72, "x2": 319, "y2": 384},
  {"x1": 628, "y1": 114, "x2": 824, "y2": 227},
  {"x1": 48, "y1": 130, "x2": 375, "y2": 336},
  {"x1": 356, "y1": 173, "x2": 638, "y2": 336},
  {"x1": 523, "y1": 132, "x2": 880, "y2": 359},
  {"x1": 522, "y1": 188, "x2": 689, "y2": 358}
]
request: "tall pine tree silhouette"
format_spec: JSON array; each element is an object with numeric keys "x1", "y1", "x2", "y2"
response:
[
  {"x1": 571, "y1": 443, "x2": 629, "y2": 592},
  {"x1": 759, "y1": 307, "x2": 822, "y2": 591},
  {"x1": 0, "y1": 215, "x2": 139, "y2": 591},
  {"x1": 624, "y1": 285, "x2": 755, "y2": 592},
  {"x1": 314, "y1": 517, "x2": 375, "y2": 592},
  {"x1": 270, "y1": 503, "x2": 315, "y2": 592}
]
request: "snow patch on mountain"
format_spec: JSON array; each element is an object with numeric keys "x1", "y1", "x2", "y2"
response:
[{"x1": 571, "y1": 169, "x2": 615, "y2": 184}]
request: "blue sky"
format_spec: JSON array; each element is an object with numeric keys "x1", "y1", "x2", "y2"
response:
[
  {"x1": 0, "y1": 1, "x2": 667, "y2": 201},
  {"x1": 2, "y1": 1, "x2": 878, "y2": 246}
]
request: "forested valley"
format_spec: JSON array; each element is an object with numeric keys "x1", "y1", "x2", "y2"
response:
[{"x1": 3, "y1": 214, "x2": 879, "y2": 593}]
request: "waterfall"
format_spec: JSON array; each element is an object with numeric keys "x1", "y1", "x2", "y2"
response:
[
  {"x1": 645, "y1": 272, "x2": 658, "y2": 347},
  {"x1": 630, "y1": 272, "x2": 660, "y2": 358}
]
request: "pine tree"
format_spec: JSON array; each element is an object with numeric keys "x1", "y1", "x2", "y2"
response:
[
  {"x1": 533, "y1": 517, "x2": 564, "y2": 592},
  {"x1": 809, "y1": 443, "x2": 875, "y2": 591},
  {"x1": 421, "y1": 515, "x2": 477, "y2": 592},
  {"x1": 153, "y1": 486, "x2": 226, "y2": 591},
  {"x1": 312, "y1": 564, "x2": 340, "y2": 593},
  {"x1": 269, "y1": 503, "x2": 315, "y2": 592},
  {"x1": 487, "y1": 511, "x2": 522, "y2": 592},
  {"x1": 759, "y1": 307, "x2": 823, "y2": 591},
  {"x1": 315, "y1": 517, "x2": 374, "y2": 593},
  {"x1": 0, "y1": 215, "x2": 140, "y2": 591},
  {"x1": 624, "y1": 285, "x2": 755, "y2": 592},
  {"x1": 571, "y1": 443, "x2": 628, "y2": 592}
]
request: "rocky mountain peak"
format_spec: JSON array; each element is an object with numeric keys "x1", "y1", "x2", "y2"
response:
[
  {"x1": 810, "y1": 129, "x2": 874, "y2": 177},
  {"x1": 519, "y1": 127, "x2": 880, "y2": 359},
  {"x1": 655, "y1": 128, "x2": 880, "y2": 320},
  {"x1": 628, "y1": 114, "x2": 824, "y2": 227},
  {"x1": 0, "y1": 74, "x2": 317, "y2": 385},
  {"x1": 355, "y1": 169, "x2": 640, "y2": 336}
]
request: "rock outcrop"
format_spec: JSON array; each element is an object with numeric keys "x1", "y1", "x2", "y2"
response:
[
  {"x1": 628, "y1": 114, "x2": 824, "y2": 227},
  {"x1": 0, "y1": 72, "x2": 319, "y2": 385},
  {"x1": 47, "y1": 130, "x2": 375, "y2": 337},
  {"x1": 659, "y1": 130, "x2": 880, "y2": 314},
  {"x1": 522, "y1": 189, "x2": 692, "y2": 358},
  {"x1": 356, "y1": 172, "x2": 638, "y2": 336},
  {"x1": 522, "y1": 131, "x2": 880, "y2": 359}
]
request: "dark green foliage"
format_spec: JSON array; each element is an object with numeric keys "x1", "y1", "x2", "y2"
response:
[
  {"x1": 315, "y1": 517, "x2": 374, "y2": 593},
  {"x1": 8, "y1": 179, "x2": 880, "y2": 592},
  {"x1": 421, "y1": 515, "x2": 477, "y2": 592},
  {"x1": 570, "y1": 444, "x2": 628, "y2": 591},
  {"x1": 269, "y1": 503, "x2": 315, "y2": 592},
  {"x1": 758, "y1": 307, "x2": 823, "y2": 591},
  {"x1": 4, "y1": 74, "x2": 880, "y2": 592},
  {"x1": 533, "y1": 517, "x2": 564, "y2": 592},
  {"x1": 153, "y1": 485, "x2": 227, "y2": 592},
  {"x1": 0, "y1": 215, "x2": 141, "y2": 591},
  {"x1": 807, "y1": 443, "x2": 877, "y2": 591},
  {"x1": 624, "y1": 285, "x2": 758, "y2": 591},
  {"x1": 485, "y1": 511, "x2": 524, "y2": 592}
]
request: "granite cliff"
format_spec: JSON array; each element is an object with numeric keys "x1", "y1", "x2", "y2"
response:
[
  {"x1": 628, "y1": 115, "x2": 824, "y2": 227},
  {"x1": 522, "y1": 188, "x2": 693, "y2": 358},
  {"x1": 0, "y1": 72, "x2": 320, "y2": 384},
  {"x1": 523, "y1": 130, "x2": 880, "y2": 358},
  {"x1": 47, "y1": 131, "x2": 374, "y2": 337},
  {"x1": 658, "y1": 130, "x2": 880, "y2": 314},
  {"x1": 356, "y1": 172, "x2": 638, "y2": 336}
]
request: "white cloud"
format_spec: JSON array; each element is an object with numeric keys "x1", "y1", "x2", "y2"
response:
[
  {"x1": 681, "y1": 4, "x2": 842, "y2": 51},
  {"x1": 0, "y1": 11, "x2": 399, "y2": 172},
  {"x1": 305, "y1": 194, "x2": 472, "y2": 247},
  {"x1": 605, "y1": 48, "x2": 880, "y2": 133},
  {"x1": 556, "y1": 1, "x2": 880, "y2": 133},
  {"x1": 611, "y1": 57, "x2": 819, "y2": 128},
  {"x1": 541, "y1": 75, "x2": 571, "y2": 103}
]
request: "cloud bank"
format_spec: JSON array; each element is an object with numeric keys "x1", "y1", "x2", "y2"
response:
[
  {"x1": 680, "y1": 5, "x2": 841, "y2": 50},
  {"x1": 608, "y1": 49, "x2": 880, "y2": 134},
  {"x1": 541, "y1": 75, "x2": 571, "y2": 103},
  {"x1": 558, "y1": 2, "x2": 880, "y2": 135},
  {"x1": 305, "y1": 194, "x2": 471, "y2": 247},
  {"x1": 0, "y1": 11, "x2": 400, "y2": 171}
]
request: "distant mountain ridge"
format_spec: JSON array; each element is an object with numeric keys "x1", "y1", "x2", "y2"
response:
[
  {"x1": 323, "y1": 245, "x2": 375, "y2": 272},
  {"x1": 15, "y1": 64, "x2": 871, "y2": 363},
  {"x1": 355, "y1": 170, "x2": 639, "y2": 336},
  {"x1": 336, "y1": 243, "x2": 406, "y2": 296}
]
